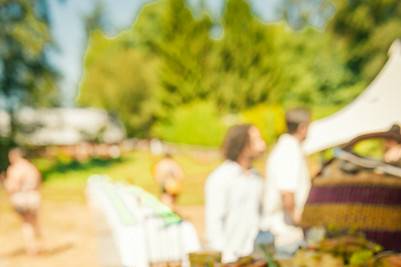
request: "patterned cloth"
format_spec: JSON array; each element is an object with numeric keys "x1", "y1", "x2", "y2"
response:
[{"x1": 302, "y1": 166, "x2": 401, "y2": 251}]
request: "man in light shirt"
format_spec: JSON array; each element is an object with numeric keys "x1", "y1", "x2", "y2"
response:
[
  {"x1": 262, "y1": 108, "x2": 311, "y2": 256},
  {"x1": 205, "y1": 124, "x2": 266, "y2": 262}
]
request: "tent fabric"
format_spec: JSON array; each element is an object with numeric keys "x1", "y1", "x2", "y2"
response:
[{"x1": 303, "y1": 40, "x2": 401, "y2": 154}]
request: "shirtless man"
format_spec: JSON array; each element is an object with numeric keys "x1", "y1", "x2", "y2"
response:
[{"x1": 4, "y1": 148, "x2": 42, "y2": 255}]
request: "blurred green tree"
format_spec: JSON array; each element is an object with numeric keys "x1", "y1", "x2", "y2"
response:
[
  {"x1": 213, "y1": 0, "x2": 352, "y2": 109},
  {"x1": 77, "y1": 0, "x2": 380, "y2": 146},
  {"x1": 135, "y1": 0, "x2": 214, "y2": 107},
  {"x1": 0, "y1": 0, "x2": 57, "y2": 170},
  {"x1": 212, "y1": 0, "x2": 275, "y2": 110},
  {"x1": 79, "y1": 0, "x2": 216, "y2": 137},
  {"x1": 278, "y1": 0, "x2": 334, "y2": 29},
  {"x1": 0, "y1": 0, "x2": 57, "y2": 109},
  {"x1": 273, "y1": 27, "x2": 356, "y2": 107},
  {"x1": 78, "y1": 31, "x2": 161, "y2": 137},
  {"x1": 329, "y1": 0, "x2": 401, "y2": 82}
]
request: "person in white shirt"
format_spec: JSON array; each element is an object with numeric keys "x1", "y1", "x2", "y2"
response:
[
  {"x1": 262, "y1": 108, "x2": 311, "y2": 256},
  {"x1": 205, "y1": 124, "x2": 266, "y2": 262}
]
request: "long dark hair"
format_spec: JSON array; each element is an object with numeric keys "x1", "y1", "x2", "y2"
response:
[{"x1": 222, "y1": 124, "x2": 252, "y2": 162}]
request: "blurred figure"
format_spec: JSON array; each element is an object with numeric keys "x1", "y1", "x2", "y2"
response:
[
  {"x1": 384, "y1": 125, "x2": 401, "y2": 165},
  {"x1": 4, "y1": 148, "x2": 42, "y2": 255},
  {"x1": 154, "y1": 152, "x2": 184, "y2": 208},
  {"x1": 262, "y1": 108, "x2": 311, "y2": 256},
  {"x1": 150, "y1": 138, "x2": 164, "y2": 156},
  {"x1": 205, "y1": 124, "x2": 266, "y2": 262}
]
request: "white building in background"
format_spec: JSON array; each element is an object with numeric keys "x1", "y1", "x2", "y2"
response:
[{"x1": 0, "y1": 108, "x2": 125, "y2": 146}]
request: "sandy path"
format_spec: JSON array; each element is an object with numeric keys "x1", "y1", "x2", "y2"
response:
[
  {"x1": 0, "y1": 199, "x2": 99, "y2": 267},
  {"x1": 0, "y1": 192, "x2": 204, "y2": 267}
]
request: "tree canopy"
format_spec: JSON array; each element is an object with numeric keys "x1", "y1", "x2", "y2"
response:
[
  {"x1": 0, "y1": 0, "x2": 57, "y2": 109},
  {"x1": 78, "y1": 0, "x2": 401, "y2": 144}
]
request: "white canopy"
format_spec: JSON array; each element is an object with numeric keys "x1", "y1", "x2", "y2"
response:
[{"x1": 303, "y1": 40, "x2": 401, "y2": 154}]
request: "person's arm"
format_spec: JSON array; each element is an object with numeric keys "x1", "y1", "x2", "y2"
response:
[
  {"x1": 276, "y1": 144, "x2": 302, "y2": 226},
  {"x1": 32, "y1": 165, "x2": 42, "y2": 190},
  {"x1": 384, "y1": 144, "x2": 401, "y2": 163},
  {"x1": 172, "y1": 161, "x2": 184, "y2": 181},
  {"x1": 281, "y1": 191, "x2": 301, "y2": 225},
  {"x1": 205, "y1": 176, "x2": 227, "y2": 250},
  {"x1": 4, "y1": 167, "x2": 21, "y2": 194},
  {"x1": 154, "y1": 162, "x2": 165, "y2": 184}
]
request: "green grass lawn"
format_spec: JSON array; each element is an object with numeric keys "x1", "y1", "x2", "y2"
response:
[
  {"x1": 9, "y1": 144, "x2": 318, "y2": 207},
  {"x1": 3, "y1": 145, "x2": 318, "y2": 211},
  {"x1": 35, "y1": 148, "x2": 222, "y2": 205}
]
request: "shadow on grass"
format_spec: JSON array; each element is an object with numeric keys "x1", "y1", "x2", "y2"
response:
[{"x1": 41, "y1": 157, "x2": 126, "y2": 182}]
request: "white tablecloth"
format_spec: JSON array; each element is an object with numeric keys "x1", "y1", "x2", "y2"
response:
[{"x1": 87, "y1": 175, "x2": 200, "y2": 267}]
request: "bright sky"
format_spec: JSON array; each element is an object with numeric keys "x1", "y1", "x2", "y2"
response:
[{"x1": 46, "y1": 0, "x2": 281, "y2": 106}]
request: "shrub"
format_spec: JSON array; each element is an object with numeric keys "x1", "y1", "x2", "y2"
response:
[
  {"x1": 151, "y1": 101, "x2": 228, "y2": 147},
  {"x1": 241, "y1": 104, "x2": 286, "y2": 145}
]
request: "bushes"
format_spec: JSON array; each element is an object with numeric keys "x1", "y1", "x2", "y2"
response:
[
  {"x1": 151, "y1": 101, "x2": 228, "y2": 147},
  {"x1": 241, "y1": 105, "x2": 286, "y2": 146},
  {"x1": 152, "y1": 102, "x2": 286, "y2": 148}
]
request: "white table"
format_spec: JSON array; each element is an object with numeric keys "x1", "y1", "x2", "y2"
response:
[{"x1": 87, "y1": 175, "x2": 200, "y2": 267}]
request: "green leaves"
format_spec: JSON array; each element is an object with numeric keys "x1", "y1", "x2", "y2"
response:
[
  {"x1": 151, "y1": 101, "x2": 227, "y2": 147},
  {"x1": 0, "y1": 0, "x2": 56, "y2": 108},
  {"x1": 329, "y1": 0, "x2": 401, "y2": 83},
  {"x1": 78, "y1": 0, "x2": 397, "y2": 143},
  {"x1": 78, "y1": 30, "x2": 161, "y2": 137}
]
